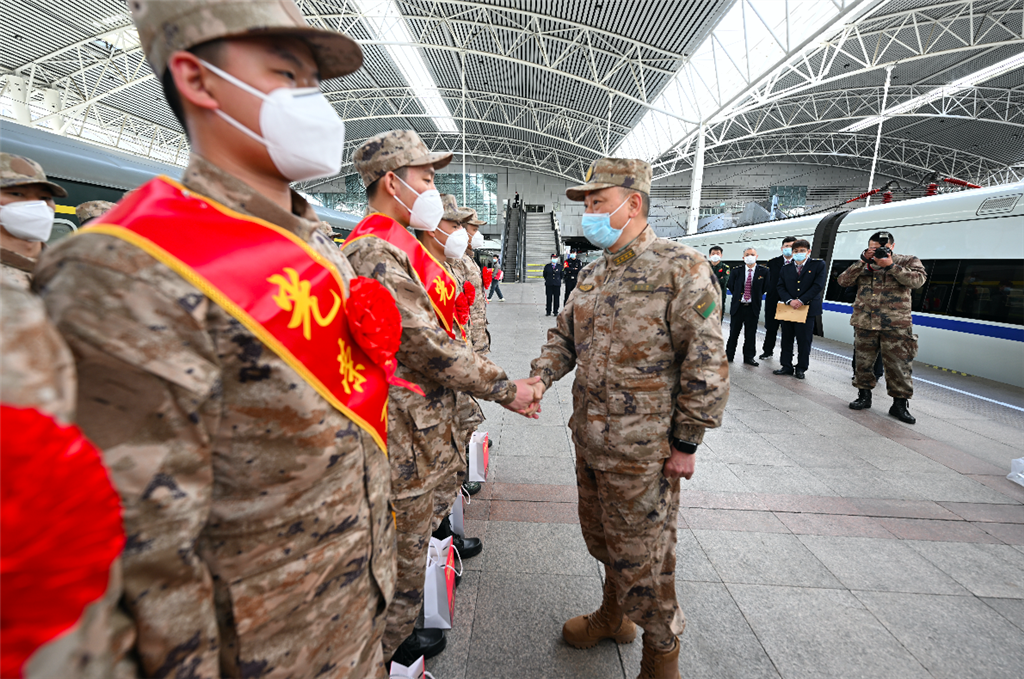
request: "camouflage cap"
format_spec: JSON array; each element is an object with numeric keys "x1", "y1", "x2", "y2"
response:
[
  {"x1": 76, "y1": 200, "x2": 117, "y2": 223},
  {"x1": 461, "y1": 208, "x2": 486, "y2": 227},
  {"x1": 0, "y1": 153, "x2": 68, "y2": 198},
  {"x1": 128, "y1": 0, "x2": 362, "y2": 80},
  {"x1": 439, "y1": 194, "x2": 472, "y2": 223},
  {"x1": 565, "y1": 157, "x2": 651, "y2": 202},
  {"x1": 353, "y1": 130, "x2": 453, "y2": 187}
]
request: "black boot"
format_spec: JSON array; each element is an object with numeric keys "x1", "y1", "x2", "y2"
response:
[
  {"x1": 433, "y1": 516, "x2": 483, "y2": 559},
  {"x1": 849, "y1": 389, "x2": 872, "y2": 410},
  {"x1": 462, "y1": 481, "x2": 482, "y2": 496},
  {"x1": 391, "y1": 628, "x2": 446, "y2": 666},
  {"x1": 889, "y1": 398, "x2": 916, "y2": 424}
]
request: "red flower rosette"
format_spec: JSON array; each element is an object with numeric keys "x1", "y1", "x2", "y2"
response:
[
  {"x1": 463, "y1": 281, "x2": 476, "y2": 307},
  {"x1": 0, "y1": 405, "x2": 125, "y2": 678},
  {"x1": 481, "y1": 268, "x2": 493, "y2": 290},
  {"x1": 454, "y1": 293, "x2": 471, "y2": 326},
  {"x1": 346, "y1": 277, "x2": 424, "y2": 396}
]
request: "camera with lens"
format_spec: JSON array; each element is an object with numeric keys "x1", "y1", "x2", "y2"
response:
[{"x1": 873, "y1": 245, "x2": 891, "y2": 259}]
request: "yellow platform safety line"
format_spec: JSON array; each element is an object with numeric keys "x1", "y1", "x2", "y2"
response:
[{"x1": 923, "y1": 363, "x2": 973, "y2": 378}]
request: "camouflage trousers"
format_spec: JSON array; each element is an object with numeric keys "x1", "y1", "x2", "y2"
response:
[
  {"x1": 575, "y1": 456, "x2": 685, "y2": 646},
  {"x1": 382, "y1": 490, "x2": 436, "y2": 662},
  {"x1": 852, "y1": 327, "x2": 918, "y2": 399},
  {"x1": 434, "y1": 394, "x2": 485, "y2": 530}
]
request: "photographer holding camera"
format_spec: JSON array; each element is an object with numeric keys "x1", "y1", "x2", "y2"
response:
[{"x1": 837, "y1": 231, "x2": 927, "y2": 424}]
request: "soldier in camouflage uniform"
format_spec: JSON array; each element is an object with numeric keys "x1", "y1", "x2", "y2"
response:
[
  {"x1": 35, "y1": 2, "x2": 395, "y2": 677},
  {"x1": 0, "y1": 152, "x2": 67, "y2": 289},
  {"x1": 1, "y1": 283, "x2": 136, "y2": 679},
  {"x1": 462, "y1": 208, "x2": 491, "y2": 354},
  {"x1": 530, "y1": 158, "x2": 728, "y2": 679},
  {"x1": 429, "y1": 195, "x2": 484, "y2": 558},
  {"x1": 75, "y1": 200, "x2": 117, "y2": 226},
  {"x1": 343, "y1": 130, "x2": 541, "y2": 665},
  {"x1": 837, "y1": 230, "x2": 927, "y2": 424}
]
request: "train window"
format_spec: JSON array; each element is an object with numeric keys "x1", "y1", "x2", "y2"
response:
[
  {"x1": 47, "y1": 218, "x2": 77, "y2": 245},
  {"x1": 917, "y1": 260, "x2": 958, "y2": 315},
  {"x1": 948, "y1": 260, "x2": 1024, "y2": 326},
  {"x1": 825, "y1": 260, "x2": 859, "y2": 303}
]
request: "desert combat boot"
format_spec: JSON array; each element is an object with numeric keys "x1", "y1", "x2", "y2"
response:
[
  {"x1": 562, "y1": 574, "x2": 637, "y2": 648},
  {"x1": 638, "y1": 637, "x2": 681, "y2": 679}
]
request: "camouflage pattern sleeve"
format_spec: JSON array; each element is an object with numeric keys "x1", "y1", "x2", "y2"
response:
[
  {"x1": 889, "y1": 254, "x2": 927, "y2": 290},
  {"x1": 358, "y1": 239, "x2": 516, "y2": 404},
  {"x1": 529, "y1": 269, "x2": 584, "y2": 388},
  {"x1": 36, "y1": 250, "x2": 221, "y2": 679},
  {"x1": 665, "y1": 257, "x2": 729, "y2": 444},
  {"x1": 836, "y1": 260, "x2": 867, "y2": 287},
  {"x1": 0, "y1": 284, "x2": 76, "y2": 423}
]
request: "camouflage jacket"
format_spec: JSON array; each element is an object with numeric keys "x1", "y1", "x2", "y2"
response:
[
  {"x1": 1, "y1": 247, "x2": 36, "y2": 290},
  {"x1": 342, "y1": 231, "x2": 515, "y2": 499},
  {"x1": 836, "y1": 254, "x2": 927, "y2": 330},
  {"x1": 458, "y1": 251, "x2": 490, "y2": 354},
  {"x1": 443, "y1": 258, "x2": 486, "y2": 456},
  {"x1": 1, "y1": 284, "x2": 135, "y2": 679},
  {"x1": 35, "y1": 155, "x2": 396, "y2": 679},
  {"x1": 531, "y1": 227, "x2": 729, "y2": 475}
]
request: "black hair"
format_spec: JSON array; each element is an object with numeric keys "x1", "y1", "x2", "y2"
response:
[
  {"x1": 365, "y1": 166, "x2": 409, "y2": 200},
  {"x1": 782, "y1": 235, "x2": 798, "y2": 245},
  {"x1": 792, "y1": 239, "x2": 811, "y2": 250},
  {"x1": 161, "y1": 40, "x2": 226, "y2": 139},
  {"x1": 709, "y1": 245, "x2": 723, "y2": 254}
]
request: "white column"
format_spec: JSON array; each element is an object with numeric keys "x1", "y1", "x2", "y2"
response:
[
  {"x1": 42, "y1": 89, "x2": 64, "y2": 131},
  {"x1": 865, "y1": 65, "x2": 893, "y2": 208},
  {"x1": 685, "y1": 124, "x2": 706, "y2": 235},
  {"x1": 5, "y1": 75, "x2": 32, "y2": 125}
]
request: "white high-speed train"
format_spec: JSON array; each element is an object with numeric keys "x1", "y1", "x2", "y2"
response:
[{"x1": 675, "y1": 184, "x2": 1024, "y2": 388}]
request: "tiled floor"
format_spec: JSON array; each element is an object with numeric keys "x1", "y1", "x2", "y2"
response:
[{"x1": 427, "y1": 282, "x2": 1024, "y2": 679}]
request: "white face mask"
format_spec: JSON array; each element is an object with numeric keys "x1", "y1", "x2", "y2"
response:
[
  {"x1": 744, "y1": 255, "x2": 757, "y2": 265},
  {"x1": 394, "y1": 175, "x2": 444, "y2": 231},
  {"x1": 200, "y1": 60, "x2": 345, "y2": 182},
  {"x1": 470, "y1": 231, "x2": 484, "y2": 250},
  {"x1": 0, "y1": 200, "x2": 55, "y2": 242},
  {"x1": 709, "y1": 254, "x2": 721, "y2": 263},
  {"x1": 433, "y1": 226, "x2": 468, "y2": 259},
  {"x1": 551, "y1": 258, "x2": 558, "y2": 264}
]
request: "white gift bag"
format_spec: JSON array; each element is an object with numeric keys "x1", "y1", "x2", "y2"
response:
[
  {"x1": 450, "y1": 486, "x2": 466, "y2": 538},
  {"x1": 389, "y1": 656, "x2": 435, "y2": 678},
  {"x1": 1009, "y1": 458, "x2": 1024, "y2": 487},
  {"x1": 422, "y1": 536, "x2": 461, "y2": 630},
  {"x1": 468, "y1": 431, "x2": 489, "y2": 482}
]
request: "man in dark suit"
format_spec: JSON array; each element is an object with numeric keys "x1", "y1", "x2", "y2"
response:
[
  {"x1": 725, "y1": 247, "x2": 769, "y2": 366},
  {"x1": 759, "y1": 235, "x2": 797, "y2": 360},
  {"x1": 543, "y1": 253, "x2": 563, "y2": 316},
  {"x1": 772, "y1": 239, "x2": 826, "y2": 379}
]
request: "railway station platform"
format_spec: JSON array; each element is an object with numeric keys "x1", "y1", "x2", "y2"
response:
[{"x1": 427, "y1": 281, "x2": 1024, "y2": 679}]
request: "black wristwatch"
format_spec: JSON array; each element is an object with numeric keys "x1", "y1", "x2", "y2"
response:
[{"x1": 670, "y1": 438, "x2": 698, "y2": 455}]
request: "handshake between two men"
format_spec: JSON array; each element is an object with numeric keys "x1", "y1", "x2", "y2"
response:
[{"x1": 502, "y1": 377, "x2": 547, "y2": 419}]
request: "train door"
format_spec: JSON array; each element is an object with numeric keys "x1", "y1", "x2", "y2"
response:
[{"x1": 810, "y1": 210, "x2": 850, "y2": 336}]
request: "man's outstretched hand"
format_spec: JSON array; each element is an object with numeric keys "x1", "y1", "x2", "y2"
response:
[{"x1": 505, "y1": 377, "x2": 545, "y2": 418}]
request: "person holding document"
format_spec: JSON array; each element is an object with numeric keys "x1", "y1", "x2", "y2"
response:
[{"x1": 772, "y1": 239, "x2": 826, "y2": 380}]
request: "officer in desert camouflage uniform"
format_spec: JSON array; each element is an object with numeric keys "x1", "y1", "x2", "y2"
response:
[
  {"x1": 530, "y1": 158, "x2": 728, "y2": 679},
  {"x1": 75, "y1": 200, "x2": 117, "y2": 226},
  {"x1": 838, "y1": 230, "x2": 927, "y2": 424},
  {"x1": 0, "y1": 152, "x2": 67, "y2": 289},
  {"x1": 342, "y1": 130, "x2": 541, "y2": 665},
  {"x1": 35, "y1": 2, "x2": 396, "y2": 677}
]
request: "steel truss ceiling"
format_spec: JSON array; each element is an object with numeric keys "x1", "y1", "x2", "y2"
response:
[{"x1": 1, "y1": 0, "x2": 1022, "y2": 191}]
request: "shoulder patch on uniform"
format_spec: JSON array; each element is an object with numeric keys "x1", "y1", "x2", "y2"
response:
[
  {"x1": 578, "y1": 283, "x2": 594, "y2": 292},
  {"x1": 612, "y1": 249, "x2": 636, "y2": 266},
  {"x1": 630, "y1": 283, "x2": 655, "y2": 292},
  {"x1": 694, "y1": 291, "x2": 716, "y2": 318}
]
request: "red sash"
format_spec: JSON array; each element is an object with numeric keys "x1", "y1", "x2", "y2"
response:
[
  {"x1": 82, "y1": 177, "x2": 389, "y2": 452},
  {"x1": 343, "y1": 214, "x2": 465, "y2": 340}
]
